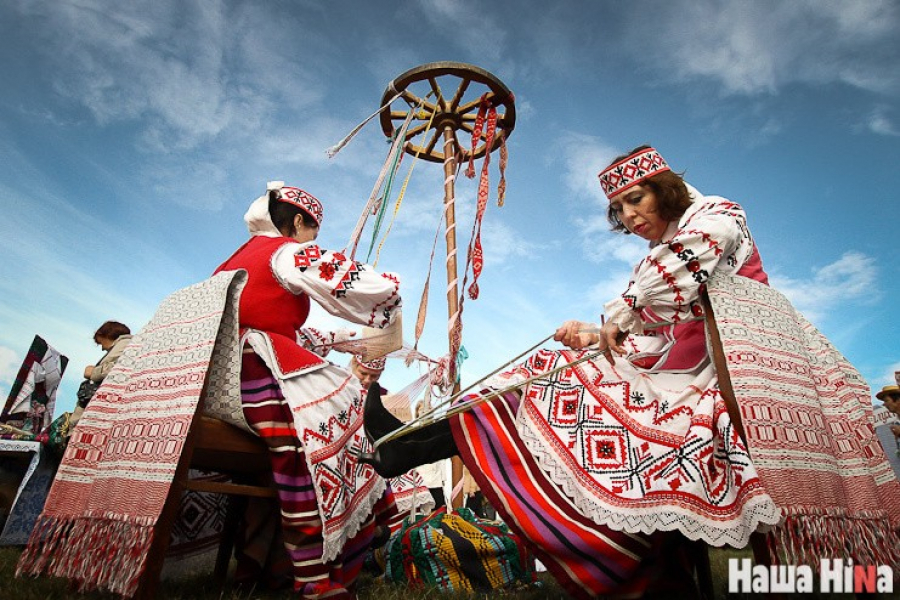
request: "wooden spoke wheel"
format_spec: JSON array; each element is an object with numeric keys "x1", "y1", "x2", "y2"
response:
[{"x1": 380, "y1": 61, "x2": 516, "y2": 163}]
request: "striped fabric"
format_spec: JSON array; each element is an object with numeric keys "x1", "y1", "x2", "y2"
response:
[
  {"x1": 240, "y1": 353, "x2": 400, "y2": 598},
  {"x1": 381, "y1": 506, "x2": 535, "y2": 592},
  {"x1": 451, "y1": 391, "x2": 660, "y2": 600}
]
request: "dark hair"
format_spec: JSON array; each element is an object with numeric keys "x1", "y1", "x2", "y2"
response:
[
  {"x1": 94, "y1": 321, "x2": 130, "y2": 343},
  {"x1": 268, "y1": 192, "x2": 319, "y2": 237},
  {"x1": 605, "y1": 145, "x2": 692, "y2": 233}
]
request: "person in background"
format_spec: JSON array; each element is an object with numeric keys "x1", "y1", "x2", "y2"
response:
[
  {"x1": 83, "y1": 321, "x2": 132, "y2": 384},
  {"x1": 348, "y1": 355, "x2": 386, "y2": 393},
  {"x1": 873, "y1": 385, "x2": 900, "y2": 479},
  {"x1": 876, "y1": 385, "x2": 900, "y2": 439},
  {"x1": 71, "y1": 321, "x2": 132, "y2": 427}
]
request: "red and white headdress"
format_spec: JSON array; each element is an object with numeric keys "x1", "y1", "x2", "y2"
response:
[
  {"x1": 597, "y1": 147, "x2": 671, "y2": 199},
  {"x1": 355, "y1": 355, "x2": 386, "y2": 371},
  {"x1": 267, "y1": 180, "x2": 324, "y2": 226}
]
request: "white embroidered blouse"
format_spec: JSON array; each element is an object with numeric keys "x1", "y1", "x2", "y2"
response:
[{"x1": 604, "y1": 187, "x2": 756, "y2": 335}]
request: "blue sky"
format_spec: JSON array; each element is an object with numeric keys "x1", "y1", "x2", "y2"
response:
[{"x1": 1, "y1": 0, "x2": 898, "y2": 416}]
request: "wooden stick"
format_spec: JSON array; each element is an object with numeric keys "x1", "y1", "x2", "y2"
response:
[
  {"x1": 370, "y1": 347, "x2": 604, "y2": 449},
  {"x1": 439, "y1": 125, "x2": 466, "y2": 506},
  {"x1": 578, "y1": 316, "x2": 704, "y2": 335},
  {"x1": 397, "y1": 332, "x2": 554, "y2": 432}
]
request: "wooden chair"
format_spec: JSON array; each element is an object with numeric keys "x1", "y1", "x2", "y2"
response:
[{"x1": 133, "y1": 407, "x2": 277, "y2": 599}]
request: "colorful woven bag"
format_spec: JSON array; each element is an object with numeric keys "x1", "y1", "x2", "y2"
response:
[{"x1": 380, "y1": 506, "x2": 536, "y2": 592}]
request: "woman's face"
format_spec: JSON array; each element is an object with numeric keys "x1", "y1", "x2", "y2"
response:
[
  {"x1": 292, "y1": 214, "x2": 319, "y2": 244},
  {"x1": 608, "y1": 184, "x2": 669, "y2": 242},
  {"x1": 350, "y1": 359, "x2": 383, "y2": 391}
]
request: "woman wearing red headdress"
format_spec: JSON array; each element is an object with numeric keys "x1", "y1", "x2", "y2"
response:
[
  {"x1": 364, "y1": 147, "x2": 782, "y2": 597},
  {"x1": 366, "y1": 146, "x2": 898, "y2": 597},
  {"x1": 215, "y1": 181, "x2": 402, "y2": 599}
]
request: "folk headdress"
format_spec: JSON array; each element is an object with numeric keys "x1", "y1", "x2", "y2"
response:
[
  {"x1": 597, "y1": 147, "x2": 671, "y2": 199},
  {"x1": 355, "y1": 355, "x2": 386, "y2": 371},
  {"x1": 268, "y1": 180, "x2": 324, "y2": 226},
  {"x1": 244, "y1": 181, "x2": 325, "y2": 237}
]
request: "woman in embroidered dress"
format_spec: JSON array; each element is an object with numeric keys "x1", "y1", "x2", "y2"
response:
[
  {"x1": 363, "y1": 146, "x2": 785, "y2": 599},
  {"x1": 215, "y1": 181, "x2": 402, "y2": 599}
]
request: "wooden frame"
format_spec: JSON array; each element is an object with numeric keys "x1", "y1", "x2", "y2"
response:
[{"x1": 133, "y1": 405, "x2": 276, "y2": 600}]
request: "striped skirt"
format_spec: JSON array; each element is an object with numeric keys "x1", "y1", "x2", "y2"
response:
[
  {"x1": 451, "y1": 391, "x2": 665, "y2": 600},
  {"x1": 241, "y1": 353, "x2": 399, "y2": 599}
]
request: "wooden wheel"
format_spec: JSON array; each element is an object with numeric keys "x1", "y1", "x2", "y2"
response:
[{"x1": 380, "y1": 61, "x2": 516, "y2": 163}]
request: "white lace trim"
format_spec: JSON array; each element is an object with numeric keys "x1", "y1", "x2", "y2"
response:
[{"x1": 515, "y1": 412, "x2": 782, "y2": 547}]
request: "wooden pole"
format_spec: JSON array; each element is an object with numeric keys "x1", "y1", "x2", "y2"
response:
[{"x1": 439, "y1": 124, "x2": 466, "y2": 508}]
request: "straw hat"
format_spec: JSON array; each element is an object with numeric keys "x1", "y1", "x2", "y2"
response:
[{"x1": 876, "y1": 385, "x2": 900, "y2": 400}]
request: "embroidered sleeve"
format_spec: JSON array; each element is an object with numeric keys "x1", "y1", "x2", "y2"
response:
[
  {"x1": 297, "y1": 327, "x2": 332, "y2": 358},
  {"x1": 296, "y1": 327, "x2": 356, "y2": 358},
  {"x1": 604, "y1": 198, "x2": 754, "y2": 333},
  {"x1": 271, "y1": 242, "x2": 402, "y2": 328}
]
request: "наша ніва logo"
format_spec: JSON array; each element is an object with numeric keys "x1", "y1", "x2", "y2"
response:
[{"x1": 729, "y1": 558, "x2": 894, "y2": 594}]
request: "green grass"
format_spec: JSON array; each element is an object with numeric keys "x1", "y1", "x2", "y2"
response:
[
  {"x1": 0, "y1": 546, "x2": 567, "y2": 600},
  {"x1": 0, "y1": 546, "x2": 885, "y2": 599}
]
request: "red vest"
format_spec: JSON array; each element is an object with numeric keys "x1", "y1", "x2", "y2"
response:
[{"x1": 216, "y1": 236, "x2": 311, "y2": 338}]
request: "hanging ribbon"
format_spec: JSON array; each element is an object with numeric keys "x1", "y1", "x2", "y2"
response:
[
  {"x1": 465, "y1": 94, "x2": 489, "y2": 179},
  {"x1": 413, "y1": 212, "x2": 445, "y2": 351},
  {"x1": 366, "y1": 149, "x2": 405, "y2": 263},
  {"x1": 373, "y1": 105, "x2": 438, "y2": 266},
  {"x1": 497, "y1": 137, "x2": 508, "y2": 206},
  {"x1": 346, "y1": 98, "x2": 422, "y2": 258},
  {"x1": 466, "y1": 96, "x2": 497, "y2": 300},
  {"x1": 326, "y1": 91, "x2": 403, "y2": 159}
]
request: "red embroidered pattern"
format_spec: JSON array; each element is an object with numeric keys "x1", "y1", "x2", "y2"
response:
[{"x1": 294, "y1": 245, "x2": 323, "y2": 270}]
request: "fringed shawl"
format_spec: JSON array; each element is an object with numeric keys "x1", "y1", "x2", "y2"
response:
[
  {"x1": 17, "y1": 271, "x2": 246, "y2": 597},
  {"x1": 707, "y1": 272, "x2": 900, "y2": 567}
]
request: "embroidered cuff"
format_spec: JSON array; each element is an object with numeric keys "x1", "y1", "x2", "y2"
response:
[{"x1": 603, "y1": 297, "x2": 644, "y2": 335}]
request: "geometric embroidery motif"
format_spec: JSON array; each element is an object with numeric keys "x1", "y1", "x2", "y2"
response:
[
  {"x1": 504, "y1": 345, "x2": 778, "y2": 548},
  {"x1": 598, "y1": 148, "x2": 670, "y2": 197}
]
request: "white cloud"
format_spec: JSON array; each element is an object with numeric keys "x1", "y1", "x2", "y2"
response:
[
  {"x1": 635, "y1": 0, "x2": 900, "y2": 95},
  {"x1": 479, "y1": 219, "x2": 535, "y2": 267},
  {"x1": 574, "y1": 214, "x2": 648, "y2": 266},
  {"x1": 768, "y1": 251, "x2": 879, "y2": 323},
  {"x1": 414, "y1": 0, "x2": 508, "y2": 63},
  {"x1": 863, "y1": 107, "x2": 900, "y2": 136},
  {"x1": 548, "y1": 132, "x2": 649, "y2": 267},
  {"x1": 554, "y1": 132, "x2": 618, "y2": 205},
  {"x1": 877, "y1": 362, "x2": 900, "y2": 388},
  {"x1": 0, "y1": 345, "x2": 19, "y2": 389},
  {"x1": 12, "y1": 0, "x2": 326, "y2": 154}
]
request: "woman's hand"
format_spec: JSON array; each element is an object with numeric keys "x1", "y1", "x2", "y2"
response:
[
  {"x1": 890, "y1": 424, "x2": 900, "y2": 439},
  {"x1": 554, "y1": 320, "x2": 626, "y2": 366},
  {"x1": 599, "y1": 322, "x2": 627, "y2": 358},
  {"x1": 84, "y1": 365, "x2": 94, "y2": 379},
  {"x1": 553, "y1": 320, "x2": 598, "y2": 350}
]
